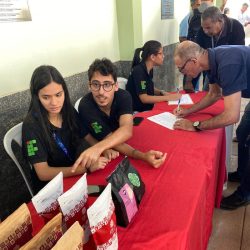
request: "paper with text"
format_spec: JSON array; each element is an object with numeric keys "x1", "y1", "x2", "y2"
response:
[
  {"x1": 168, "y1": 94, "x2": 193, "y2": 105},
  {"x1": 147, "y1": 112, "x2": 179, "y2": 130}
]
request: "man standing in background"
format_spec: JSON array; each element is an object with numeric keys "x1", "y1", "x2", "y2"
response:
[
  {"x1": 184, "y1": 0, "x2": 214, "y2": 92},
  {"x1": 197, "y1": 6, "x2": 245, "y2": 90},
  {"x1": 179, "y1": 0, "x2": 201, "y2": 43},
  {"x1": 238, "y1": 3, "x2": 250, "y2": 27}
]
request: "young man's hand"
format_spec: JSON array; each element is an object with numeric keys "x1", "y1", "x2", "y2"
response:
[
  {"x1": 72, "y1": 145, "x2": 103, "y2": 172},
  {"x1": 144, "y1": 150, "x2": 167, "y2": 168}
]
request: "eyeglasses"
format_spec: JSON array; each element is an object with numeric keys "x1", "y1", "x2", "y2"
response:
[
  {"x1": 89, "y1": 80, "x2": 115, "y2": 92},
  {"x1": 178, "y1": 58, "x2": 193, "y2": 73}
]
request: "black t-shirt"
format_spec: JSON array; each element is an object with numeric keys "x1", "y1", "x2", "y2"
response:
[
  {"x1": 22, "y1": 108, "x2": 88, "y2": 193},
  {"x1": 187, "y1": 8, "x2": 202, "y2": 42},
  {"x1": 126, "y1": 62, "x2": 155, "y2": 112},
  {"x1": 78, "y1": 89, "x2": 133, "y2": 141},
  {"x1": 207, "y1": 45, "x2": 250, "y2": 98}
]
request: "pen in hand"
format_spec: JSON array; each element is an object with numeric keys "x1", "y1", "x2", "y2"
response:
[{"x1": 177, "y1": 98, "x2": 181, "y2": 111}]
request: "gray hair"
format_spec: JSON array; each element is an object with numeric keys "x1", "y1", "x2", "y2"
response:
[
  {"x1": 174, "y1": 41, "x2": 204, "y2": 61},
  {"x1": 202, "y1": 6, "x2": 223, "y2": 23},
  {"x1": 198, "y1": 1, "x2": 213, "y2": 13}
]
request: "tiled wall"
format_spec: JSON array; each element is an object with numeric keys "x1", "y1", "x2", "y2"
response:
[{"x1": 0, "y1": 43, "x2": 178, "y2": 220}]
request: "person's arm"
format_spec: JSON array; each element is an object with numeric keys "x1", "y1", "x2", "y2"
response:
[
  {"x1": 154, "y1": 87, "x2": 163, "y2": 96},
  {"x1": 197, "y1": 91, "x2": 241, "y2": 129},
  {"x1": 173, "y1": 83, "x2": 222, "y2": 117},
  {"x1": 33, "y1": 157, "x2": 109, "y2": 181},
  {"x1": 33, "y1": 162, "x2": 86, "y2": 181},
  {"x1": 72, "y1": 114, "x2": 133, "y2": 171},
  {"x1": 113, "y1": 143, "x2": 167, "y2": 168},
  {"x1": 174, "y1": 91, "x2": 241, "y2": 131},
  {"x1": 139, "y1": 92, "x2": 181, "y2": 103},
  {"x1": 84, "y1": 133, "x2": 119, "y2": 160}
]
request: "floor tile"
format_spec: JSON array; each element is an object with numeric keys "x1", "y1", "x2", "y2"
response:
[
  {"x1": 207, "y1": 207, "x2": 245, "y2": 250},
  {"x1": 241, "y1": 205, "x2": 250, "y2": 250}
]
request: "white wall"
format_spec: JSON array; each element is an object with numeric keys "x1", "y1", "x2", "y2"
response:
[
  {"x1": 224, "y1": 0, "x2": 248, "y2": 19},
  {"x1": 0, "y1": 0, "x2": 120, "y2": 97},
  {"x1": 141, "y1": 0, "x2": 189, "y2": 46}
]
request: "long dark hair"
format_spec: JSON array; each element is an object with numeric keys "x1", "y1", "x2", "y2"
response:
[
  {"x1": 131, "y1": 40, "x2": 162, "y2": 69},
  {"x1": 28, "y1": 65, "x2": 79, "y2": 150}
]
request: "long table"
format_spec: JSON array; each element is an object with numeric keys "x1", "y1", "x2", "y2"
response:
[{"x1": 28, "y1": 91, "x2": 226, "y2": 250}]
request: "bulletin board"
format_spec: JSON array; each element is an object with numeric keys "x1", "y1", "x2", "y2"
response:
[
  {"x1": 161, "y1": 0, "x2": 174, "y2": 19},
  {"x1": 0, "y1": 0, "x2": 31, "y2": 22}
]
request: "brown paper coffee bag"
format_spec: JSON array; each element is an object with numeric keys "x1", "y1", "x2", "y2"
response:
[
  {"x1": 52, "y1": 221, "x2": 83, "y2": 250},
  {"x1": 20, "y1": 213, "x2": 62, "y2": 250},
  {"x1": 0, "y1": 203, "x2": 32, "y2": 250}
]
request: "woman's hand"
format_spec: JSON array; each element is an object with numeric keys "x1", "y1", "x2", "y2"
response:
[
  {"x1": 165, "y1": 93, "x2": 182, "y2": 101},
  {"x1": 72, "y1": 145, "x2": 103, "y2": 173},
  {"x1": 88, "y1": 157, "x2": 109, "y2": 173},
  {"x1": 102, "y1": 149, "x2": 119, "y2": 161}
]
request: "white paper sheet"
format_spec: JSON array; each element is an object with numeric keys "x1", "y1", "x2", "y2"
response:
[
  {"x1": 168, "y1": 94, "x2": 193, "y2": 105},
  {"x1": 147, "y1": 112, "x2": 179, "y2": 130}
]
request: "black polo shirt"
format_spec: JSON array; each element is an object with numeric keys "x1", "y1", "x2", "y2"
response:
[
  {"x1": 207, "y1": 45, "x2": 250, "y2": 98},
  {"x1": 78, "y1": 89, "x2": 133, "y2": 141},
  {"x1": 22, "y1": 109, "x2": 88, "y2": 193},
  {"x1": 126, "y1": 62, "x2": 155, "y2": 112}
]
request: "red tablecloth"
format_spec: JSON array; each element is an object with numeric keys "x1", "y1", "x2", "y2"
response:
[{"x1": 28, "y1": 92, "x2": 226, "y2": 250}]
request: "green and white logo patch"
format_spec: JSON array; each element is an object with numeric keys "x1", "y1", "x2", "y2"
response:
[
  {"x1": 26, "y1": 139, "x2": 38, "y2": 156},
  {"x1": 91, "y1": 122, "x2": 102, "y2": 134},
  {"x1": 128, "y1": 173, "x2": 140, "y2": 187},
  {"x1": 140, "y1": 81, "x2": 146, "y2": 90}
]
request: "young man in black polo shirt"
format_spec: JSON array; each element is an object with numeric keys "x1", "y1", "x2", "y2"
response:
[{"x1": 72, "y1": 58, "x2": 166, "y2": 172}]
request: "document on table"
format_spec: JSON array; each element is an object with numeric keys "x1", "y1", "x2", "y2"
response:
[
  {"x1": 168, "y1": 94, "x2": 193, "y2": 105},
  {"x1": 147, "y1": 112, "x2": 179, "y2": 130}
]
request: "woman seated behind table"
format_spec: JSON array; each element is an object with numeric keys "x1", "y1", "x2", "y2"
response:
[
  {"x1": 126, "y1": 40, "x2": 181, "y2": 112},
  {"x1": 22, "y1": 65, "x2": 117, "y2": 194}
]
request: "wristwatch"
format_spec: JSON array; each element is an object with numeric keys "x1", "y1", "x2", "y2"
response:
[
  {"x1": 160, "y1": 90, "x2": 165, "y2": 95},
  {"x1": 193, "y1": 121, "x2": 202, "y2": 131}
]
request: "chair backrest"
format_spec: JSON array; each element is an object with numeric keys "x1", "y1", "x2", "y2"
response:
[
  {"x1": 3, "y1": 122, "x2": 34, "y2": 197},
  {"x1": 117, "y1": 77, "x2": 128, "y2": 90},
  {"x1": 74, "y1": 97, "x2": 82, "y2": 112}
]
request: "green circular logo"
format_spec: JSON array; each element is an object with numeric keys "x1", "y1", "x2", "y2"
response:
[{"x1": 128, "y1": 173, "x2": 140, "y2": 187}]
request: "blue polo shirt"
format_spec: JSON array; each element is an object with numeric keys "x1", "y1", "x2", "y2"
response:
[{"x1": 207, "y1": 45, "x2": 250, "y2": 98}]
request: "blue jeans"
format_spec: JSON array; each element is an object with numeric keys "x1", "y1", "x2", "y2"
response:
[
  {"x1": 183, "y1": 74, "x2": 200, "y2": 91},
  {"x1": 236, "y1": 101, "x2": 250, "y2": 199},
  {"x1": 236, "y1": 143, "x2": 250, "y2": 199},
  {"x1": 236, "y1": 101, "x2": 250, "y2": 177}
]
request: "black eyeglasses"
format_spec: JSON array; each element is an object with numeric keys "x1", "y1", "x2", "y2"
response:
[
  {"x1": 178, "y1": 58, "x2": 193, "y2": 73},
  {"x1": 89, "y1": 80, "x2": 115, "y2": 92}
]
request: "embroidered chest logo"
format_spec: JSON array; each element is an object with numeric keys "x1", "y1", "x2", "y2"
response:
[
  {"x1": 140, "y1": 81, "x2": 146, "y2": 90},
  {"x1": 91, "y1": 122, "x2": 102, "y2": 134},
  {"x1": 26, "y1": 139, "x2": 38, "y2": 156}
]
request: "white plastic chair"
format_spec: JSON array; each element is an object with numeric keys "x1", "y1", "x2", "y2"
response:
[
  {"x1": 74, "y1": 97, "x2": 82, "y2": 112},
  {"x1": 3, "y1": 122, "x2": 34, "y2": 197},
  {"x1": 117, "y1": 77, "x2": 128, "y2": 90}
]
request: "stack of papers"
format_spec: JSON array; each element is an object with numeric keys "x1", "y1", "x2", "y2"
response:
[
  {"x1": 168, "y1": 94, "x2": 193, "y2": 105},
  {"x1": 147, "y1": 112, "x2": 179, "y2": 130}
]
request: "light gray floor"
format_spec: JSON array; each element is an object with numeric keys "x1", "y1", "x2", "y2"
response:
[{"x1": 207, "y1": 98, "x2": 249, "y2": 250}]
